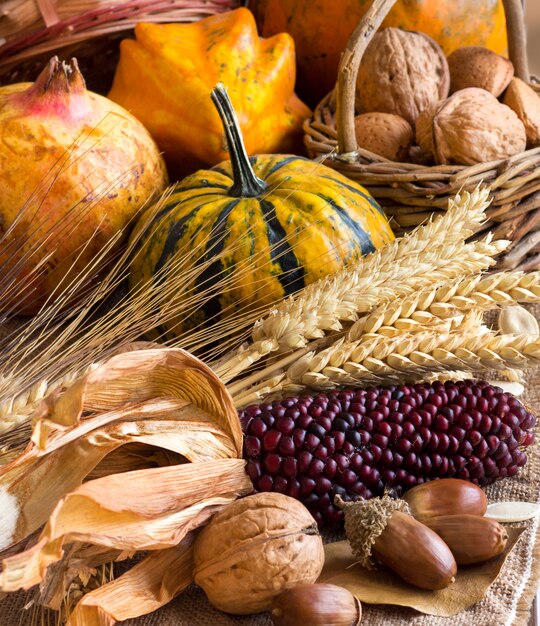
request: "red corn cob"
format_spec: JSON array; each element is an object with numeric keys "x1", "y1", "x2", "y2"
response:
[{"x1": 239, "y1": 380, "x2": 536, "y2": 526}]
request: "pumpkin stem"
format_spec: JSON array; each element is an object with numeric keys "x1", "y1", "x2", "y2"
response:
[{"x1": 211, "y1": 83, "x2": 268, "y2": 198}]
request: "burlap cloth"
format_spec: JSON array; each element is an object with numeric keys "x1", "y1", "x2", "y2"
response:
[{"x1": 1, "y1": 309, "x2": 540, "y2": 625}]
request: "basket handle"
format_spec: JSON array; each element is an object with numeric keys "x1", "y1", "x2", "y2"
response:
[
  {"x1": 36, "y1": 0, "x2": 60, "y2": 28},
  {"x1": 336, "y1": 0, "x2": 530, "y2": 155},
  {"x1": 503, "y1": 0, "x2": 529, "y2": 81}
]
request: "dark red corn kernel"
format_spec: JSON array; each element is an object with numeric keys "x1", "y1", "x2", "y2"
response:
[
  {"x1": 436, "y1": 433, "x2": 450, "y2": 453},
  {"x1": 370, "y1": 445, "x2": 383, "y2": 464},
  {"x1": 332, "y1": 430, "x2": 346, "y2": 450},
  {"x1": 299, "y1": 476, "x2": 316, "y2": 496},
  {"x1": 293, "y1": 429, "x2": 307, "y2": 448},
  {"x1": 305, "y1": 434, "x2": 320, "y2": 451},
  {"x1": 276, "y1": 417, "x2": 296, "y2": 435},
  {"x1": 392, "y1": 452, "x2": 403, "y2": 469},
  {"x1": 403, "y1": 421, "x2": 415, "y2": 437},
  {"x1": 316, "y1": 416, "x2": 333, "y2": 432},
  {"x1": 244, "y1": 435, "x2": 261, "y2": 458},
  {"x1": 410, "y1": 434, "x2": 423, "y2": 452},
  {"x1": 342, "y1": 441, "x2": 355, "y2": 455},
  {"x1": 323, "y1": 436, "x2": 336, "y2": 457},
  {"x1": 278, "y1": 436, "x2": 295, "y2": 456},
  {"x1": 307, "y1": 459, "x2": 325, "y2": 478},
  {"x1": 324, "y1": 458, "x2": 338, "y2": 478},
  {"x1": 380, "y1": 449, "x2": 393, "y2": 467},
  {"x1": 264, "y1": 454, "x2": 282, "y2": 475},
  {"x1": 297, "y1": 451, "x2": 313, "y2": 473},
  {"x1": 372, "y1": 433, "x2": 389, "y2": 449},
  {"x1": 246, "y1": 460, "x2": 262, "y2": 483},
  {"x1": 434, "y1": 415, "x2": 449, "y2": 431},
  {"x1": 456, "y1": 413, "x2": 473, "y2": 430},
  {"x1": 332, "y1": 418, "x2": 349, "y2": 432},
  {"x1": 282, "y1": 457, "x2": 298, "y2": 478},
  {"x1": 248, "y1": 418, "x2": 267, "y2": 437},
  {"x1": 468, "y1": 430, "x2": 482, "y2": 446},
  {"x1": 286, "y1": 479, "x2": 300, "y2": 499},
  {"x1": 257, "y1": 475, "x2": 274, "y2": 491},
  {"x1": 297, "y1": 414, "x2": 313, "y2": 429},
  {"x1": 475, "y1": 439, "x2": 489, "y2": 459},
  {"x1": 314, "y1": 445, "x2": 329, "y2": 461},
  {"x1": 274, "y1": 476, "x2": 288, "y2": 493},
  {"x1": 260, "y1": 412, "x2": 275, "y2": 428},
  {"x1": 346, "y1": 430, "x2": 363, "y2": 447},
  {"x1": 263, "y1": 430, "x2": 281, "y2": 452},
  {"x1": 341, "y1": 469, "x2": 357, "y2": 486},
  {"x1": 308, "y1": 422, "x2": 326, "y2": 439}
]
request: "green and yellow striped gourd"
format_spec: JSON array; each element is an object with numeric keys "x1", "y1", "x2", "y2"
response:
[{"x1": 128, "y1": 84, "x2": 394, "y2": 338}]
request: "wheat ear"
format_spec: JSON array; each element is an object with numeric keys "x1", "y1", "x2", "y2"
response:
[
  {"x1": 349, "y1": 271, "x2": 540, "y2": 338},
  {"x1": 289, "y1": 331, "x2": 540, "y2": 390}
]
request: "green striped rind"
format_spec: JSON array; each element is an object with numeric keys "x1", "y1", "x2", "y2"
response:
[{"x1": 129, "y1": 155, "x2": 394, "y2": 338}]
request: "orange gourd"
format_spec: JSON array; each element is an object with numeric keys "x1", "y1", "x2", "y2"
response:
[
  {"x1": 108, "y1": 8, "x2": 311, "y2": 178},
  {"x1": 250, "y1": 0, "x2": 508, "y2": 106}
]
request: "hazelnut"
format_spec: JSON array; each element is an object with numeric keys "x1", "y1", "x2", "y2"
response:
[
  {"x1": 503, "y1": 78, "x2": 540, "y2": 147},
  {"x1": 448, "y1": 46, "x2": 514, "y2": 97},
  {"x1": 415, "y1": 88, "x2": 526, "y2": 165},
  {"x1": 356, "y1": 28, "x2": 450, "y2": 127},
  {"x1": 354, "y1": 112, "x2": 413, "y2": 161}
]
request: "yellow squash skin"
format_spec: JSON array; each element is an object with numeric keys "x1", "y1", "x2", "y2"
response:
[
  {"x1": 108, "y1": 8, "x2": 311, "y2": 178},
  {"x1": 129, "y1": 154, "x2": 394, "y2": 339}
]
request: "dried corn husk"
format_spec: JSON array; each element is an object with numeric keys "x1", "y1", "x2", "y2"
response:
[
  {"x1": 0, "y1": 347, "x2": 251, "y2": 624},
  {"x1": 66, "y1": 532, "x2": 197, "y2": 626}
]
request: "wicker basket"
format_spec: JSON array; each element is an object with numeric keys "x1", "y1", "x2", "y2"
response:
[
  {"x1": 0, "y1": 0, "x2": 240, "y2": 93},
  {"x1": 303, "y1": 0, "x2": 540, "y2": 271}
]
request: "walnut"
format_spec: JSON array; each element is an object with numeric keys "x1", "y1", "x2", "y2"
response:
[
  {"x1": 503, "y1": 78, "x2": 540, "y2": 147},
  {"x1": 448, "y1": 47, "x2": 514, "y2": 97},
  {"x1": 415, "y1": 88, "x2": 526, "y2": 165},
  {"x1": 356, "y1": 28, "x2": 450, "y2": 127},
  {"x1": 354, "y1": 112, "x2": 413, "y2": 161},
  {"x1": 193, "y1": 493, "x2": 324, "y2": 615}
]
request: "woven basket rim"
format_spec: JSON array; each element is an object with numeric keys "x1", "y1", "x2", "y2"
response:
[{"x1": 0, "y1": 0, "x2": 239, "y2": 67}]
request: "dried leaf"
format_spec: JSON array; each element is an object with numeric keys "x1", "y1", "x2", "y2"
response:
[
  {"x1": 319, "y1": 527, "x2": 524, "y2": 616},
  {"x1": 0, "y1": 458, "x2": 252, "y2": 593},
  {"x1": 66, "y1": 532, "x2": 196, "y2": 626}
]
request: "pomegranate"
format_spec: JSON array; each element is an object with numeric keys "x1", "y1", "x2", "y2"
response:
[{"x1": 0, "y1": 57, "x2": 168, "y2": 314}]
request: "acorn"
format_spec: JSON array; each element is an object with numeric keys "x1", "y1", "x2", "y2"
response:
[
  {"x1": 337, "y1": 495, "x2": 457, "y2": 590},
  {"x1": 372, "y1": 510, "x2": 457, "y2": 589},
  {"x1": 423, "y1": 514, "x2": 508, "y2": 564},
  {"x1": 402, "y1": 478, "x2": 488, "y2": 522},
  {"x1": 271, "y1": 583, "x2": 362, "y2": 625}
]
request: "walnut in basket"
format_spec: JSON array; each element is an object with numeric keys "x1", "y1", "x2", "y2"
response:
[
  {"x1": 503, "y1": 78, "x2": 540, "y2": 147},
  {"x1": 356, "y1": 28, "x2": 450, "y2": 127},
  {"x1": 416, "y1": 87, "x2": 526, "y2": 165},
  {"x1": 447, "y1": 47, "x2": 514, "y2": 97},
  {"x1": 354, "y1": 112, "x2": 413, "y2": 161}
]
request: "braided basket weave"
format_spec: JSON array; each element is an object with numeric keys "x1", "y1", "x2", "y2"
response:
[
  {"x1": 0, "y1": 0, "x2": 240, "y2": 92},
  {"x1": 303, "y1": 0, "x2": 540, "y2": 271}
]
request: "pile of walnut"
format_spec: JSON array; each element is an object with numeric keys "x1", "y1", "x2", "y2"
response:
[{"x1": 354, "y1": 28, "x2": 540, "y2": 164}]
